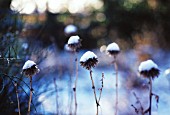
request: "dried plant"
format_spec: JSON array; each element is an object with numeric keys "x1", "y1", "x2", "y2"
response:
[
  {"x1": 14, "y1": 82, "x2": 21, "y2": 115},
  {"x1": 132, "y1": 60, "x2": 160, "y2": 115},
  {"x1": 53, "y1": 78, "x2": 59, "y2": 114},
  {"x1": 106, "y1": 42, "x2": 120, "y2": 115},
  {"x1": 22, "y1": 60, "x2": 39, "y2": 114},
  {"x1": 80, "y1": 51, "x2": 103, "y2": 115},
  {"x1": 67, "y1": 35, "x2": 82, "y2": 115}
]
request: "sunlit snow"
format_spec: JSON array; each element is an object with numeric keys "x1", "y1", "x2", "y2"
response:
[
  {"x1": 106, "y1": 42, "x2": 120, "y2": 52},
  {"x1": 138, "y1": 59, "x2": 158, "y2": 72},
  {"x1": 22, "y1": 60, "x2": 36, "y2": 69},
  {"x1": 67, "y1": 35, "x2": 80, "y2": 45},
  {"x1": 80, "y1": 51, "x2": 97, "y2": 62}
]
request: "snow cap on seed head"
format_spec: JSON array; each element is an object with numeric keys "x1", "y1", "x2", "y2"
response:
[
  {"x1": 80, "y1": 51, "x2": 98, "y2": 70},
  {"x1": 138, "y1": 59, "x2": 159, "y2": 79},
  {"x1": 68, "y1": 35, "x2": 80, "y2": 45},
  {"x1": 22, "y1": 60, "x2": 40, "y2": 77},
  {"x1": 106, "y1": 42, "x2": 120, "y2": 55},
  {"x1": 64, "y1": 24, "x2": 77, "y2": 35},
  {"x1": 22, "y1": 60, "x2": 36, "y2": 70},
  {"x1": 67, "y1": 35, "x2": 81, "y2": 51}
]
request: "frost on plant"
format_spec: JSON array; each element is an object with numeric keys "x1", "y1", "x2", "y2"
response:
[
  {"x1": 67, "y1": 35, "x2": 81, "y2": 51},
  {"x1": 80, "y1": 51, "x2": 98, "y2": 70},
  {"x1": 64, "y1": 24, "x2": 77, "y2": 35},
  {"x1": 106, "y1": 42, "x2": 120, "y2": 56},
  {"x1": 138, "y1": 60, "x2": 160, "y2": 79},
  {"x1": 22, "y1": 60, "x2": 40, "y2": 77}
]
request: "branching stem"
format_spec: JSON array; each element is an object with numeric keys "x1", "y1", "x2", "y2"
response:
[{"x1": 90, "y1": 70, "x2": 99, "y2": 115}]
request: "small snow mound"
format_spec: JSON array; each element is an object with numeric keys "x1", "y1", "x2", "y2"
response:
[
  {"x1": 22, "y1": 60, "x2": 36, "y2": 70},
  {"x1": 138, "y1": 59, "x2": 158, "y2": 72},
  {"x1": 80, "y1": 51, "x2": 97, "y2": 62},
  {"x1": 68, "y1": 35, "x2": 80, "y2": 45},
  {"x1": 106, "y1": 42, "x2": 120, "y2": 51},
  {"x1": 64, "y1": 24, "x2": 77, "y2": 34}
]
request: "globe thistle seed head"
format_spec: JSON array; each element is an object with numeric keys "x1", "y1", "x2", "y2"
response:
[
  {"x1": 80, "y1": 51, "x2": 98, "y2": 70},
  {"x1": 106, "y1": 42, "x2": 120, "y2": 56},
  {"x1": 107, "y1": 50, "x2": 120, "y2": 55},
  {"x1": 140, "y1": 68, "x2": 160, "y2": 79},
  {"x1": 22, "y1": 60, "x2": 40, "y2": 77},
  {"x1": 138, "y1": 60, "x2": 160, "y2": 79},
  {"x1": 67, "y1": 35, "x2": 82, "y2": 51}
]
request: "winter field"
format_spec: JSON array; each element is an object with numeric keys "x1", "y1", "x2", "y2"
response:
[{"x1": 1, "y1": 0, "x2": 170, "y2": 115}]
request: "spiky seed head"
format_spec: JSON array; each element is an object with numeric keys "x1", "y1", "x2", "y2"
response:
[
  {"x1": 22, "y1": 60, "x2": 40, "y2": 77},
  {"x1": 80, "y1": 51, "x2": 98, "y2": 70}
]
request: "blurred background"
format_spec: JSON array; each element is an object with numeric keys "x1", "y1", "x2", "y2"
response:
[{"x1": 1, "y1": 0, "x2": 170, "y2": 114}]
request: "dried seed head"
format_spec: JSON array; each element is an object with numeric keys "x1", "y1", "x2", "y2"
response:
[
  {"x1": 140, "y1": 68, "x2": 160, "y2": 79},
  {"x1": 80, "y1": 51, "x2": 98, "y2": 70},
  {"x1": 106, "y1": 42, "x2": 120, "y2": 56},
  {"x1": 138, "y1": 60, "x2": 159, "y2": 79},
  {"x1": 22, "y1": 60, "x2": 40, "y2": 77},
  {"x1": 67, "y1": 35, "x2": 82, "y2": 51}
]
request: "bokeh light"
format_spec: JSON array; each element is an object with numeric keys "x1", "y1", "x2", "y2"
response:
[{"x1": 10, "y1": 0, "x2": 104, "y2": 14}]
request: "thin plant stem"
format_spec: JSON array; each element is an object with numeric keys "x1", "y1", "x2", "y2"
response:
[
  {"x1": 69, "y1": 53, "x2": 73, "y2": 115},
  {"x1": 14, "y1": 82, "x2": 21, "y2": 115},
  {"x1": 132, "y1": 92, "x2": 144, "y2": 115},
  {"x1": 28, "y1": 76, "x2": 33, "y2": 115},
  {"x1": 73, "y1": 52, "x2": 78, "y2": 115},
  {"x1": 53, "y1": 78, "x2": 59, "y2": 115},
  {"x1": 149, "y1": 77, "x2": 152, "y2": 115},
  {"x1": 90, "y1": 70, "x2": 99, "y2": 115},
  {"x1": 98, "y1": 73, "x2": 104, "y2": 103},
  {"x1": 1, "y1": 74, "x2": 37, "y2": 113},
  {"x1": 113, "y1": 56, "x2": 118, "y2": 115}
]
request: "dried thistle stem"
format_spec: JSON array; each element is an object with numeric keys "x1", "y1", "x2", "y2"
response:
[
  {"x1": 90, "y1": 70, "x2": 99, "y2": 115},
  {"x1": 14, "y1": 82, "x2": 21, "y2": 115},
  {"x1": 73, "y1": 52, "x2": 78, "y2": 115},
  {"x1": 98, "y1": 73, "x2": 104, "y2": 103},
  {"x1": 68, "y1": 53, "x2": 73, "y2": 115},
  {"x1": 53, "y1": 78, "x2": 59, "y2": 115},
  {"x1": 28, "y1": 76, "x2": 33, "y2": 115},
  {"x1": 132, "y1": 92, "x2": 144, "y2": 115},
  {"x1": 149, "y1": 77, "x2": 152, "y2": 115},
  {"x1": 113, "y1": 56, "x2": 118, "y2": 115}
]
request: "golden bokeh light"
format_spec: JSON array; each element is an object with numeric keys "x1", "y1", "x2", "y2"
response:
[{"x1": 10, "y1": 0, "x2": 103, "y2": 14}]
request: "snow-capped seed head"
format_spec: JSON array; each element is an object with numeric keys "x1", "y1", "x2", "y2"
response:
[
  {"x1": 64, "y1": 24, "x2": 77, "y2": 35},
  {"x1": 67, "y1": 35, "x2": 81, "y2": 51},
  {"x1": 106, "y1": 42, "x2": 120, "y2": 56},
  {"x1": 138, "y1": 60, "x2": 159, "y2": 79},
  {"x1": 80, "y1": 51, "x2": 98, "y2": 70},
  {"x1": 22, "y1": 60, "x2": 40, "y2": 77}
]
